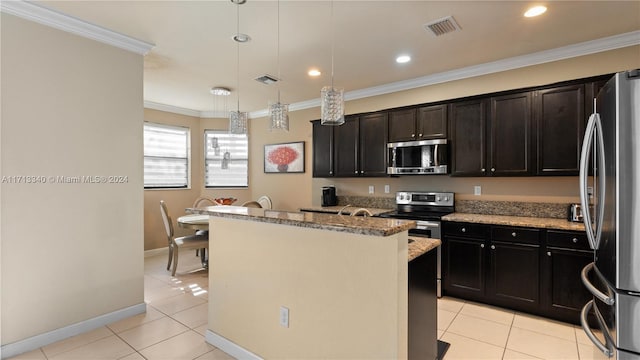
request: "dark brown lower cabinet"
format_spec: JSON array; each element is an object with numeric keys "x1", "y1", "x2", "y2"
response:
[
  {"x1": 488, "y1": 241, "x2": 540, "y2": 312},
  {"x1": 408, "y1": 249, "x2": 438, "y2": 360},
  {"x1": 443, "y1": 222, "x2": 589, "y2": 324},
  {"x1": 541, "y1": 230, "x2": 594, "y2": 324}
]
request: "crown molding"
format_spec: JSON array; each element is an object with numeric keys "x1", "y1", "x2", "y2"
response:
[
  {"x1": 1, "y1": 0, "x2": 154, "y2": 55},
  {"x1": 144, "y1": 101, "x2": 202, "y2": 118},
  {"x1": 341, "y1": 30, "x2": 640, "y2": 103}
]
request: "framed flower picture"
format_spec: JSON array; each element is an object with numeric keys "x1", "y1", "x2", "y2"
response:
[{"x1": 264, "y1": 141, "x2": 305, "y2": 173}]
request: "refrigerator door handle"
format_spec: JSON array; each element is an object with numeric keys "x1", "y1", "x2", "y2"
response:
[
  {"x1": 581, "y1": 262, "x2": 615, "y2": 305},
  {"x1": 580, "y1": 300, "x2": 615, "y2": 357},
  {"x1": 579, "y1": 111, "x2": 606, "y2": 250}
]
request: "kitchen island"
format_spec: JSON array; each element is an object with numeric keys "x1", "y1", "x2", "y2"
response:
[{"x1": 188, "y1": 206, "x2": 438, "y2": 360}]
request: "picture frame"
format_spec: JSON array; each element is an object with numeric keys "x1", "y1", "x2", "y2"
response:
[{"x1": 264, "y1": 141, "x2": 305, "y2": 173}]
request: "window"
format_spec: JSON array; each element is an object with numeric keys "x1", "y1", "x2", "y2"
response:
[
  {"x1": 204, "y1": 130, "x2": 248, "y2": 187},
  {"x1": 143, "y1": 123, "x2": 189, "y2": 188}
]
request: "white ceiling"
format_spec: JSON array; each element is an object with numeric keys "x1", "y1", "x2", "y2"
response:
[{"x1": 28, "y1": 1, "x2": 640, "y2": 116}]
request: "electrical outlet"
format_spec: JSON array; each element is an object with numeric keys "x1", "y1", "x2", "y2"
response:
[
  {"x1": 384, "y1": 184, "x2": 390, "y2": 194},
  {"x1": 279, "y1": 306, "x2": 289, "y2": 328},
  {"x1": 587, "y1": 186, "x2": 594, "y2": 199},
  {"x1": 368, "y1": 185, "x2": 375, "y2": 194},
  {"x1": 474, "y1": 186, "x2": 482, "y2": 196}
]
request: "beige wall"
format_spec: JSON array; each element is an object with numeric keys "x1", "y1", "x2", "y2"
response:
[
  {"x1": 208, "y1": 217, "x2": 408, "y2": 359},
  {"x1": 1, "y1": 13, "x2": 144, "y2": 346},
  {"x1": 142, "y1": 46, "x2": 640, "y2": 250}
]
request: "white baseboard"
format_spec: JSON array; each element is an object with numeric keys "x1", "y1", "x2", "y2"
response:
[
  {"x1": 144, "y1": 246, "x2": 168, "y2": 258},
  {"x1": 205, "y1": 330, "x2": 262, "y2": 360},
  {"x1": 1, "y1": 303, "x2": 146, "y2": 359}
]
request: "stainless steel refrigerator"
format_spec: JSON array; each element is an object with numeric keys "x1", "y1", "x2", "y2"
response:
[{"x1": 579, "y1": 69, "x2": 640, "y2": 359}]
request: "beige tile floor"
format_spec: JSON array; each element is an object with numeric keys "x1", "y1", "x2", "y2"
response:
[{"x1": 9, "y1": 253, "x2": 606, "y2": 360}]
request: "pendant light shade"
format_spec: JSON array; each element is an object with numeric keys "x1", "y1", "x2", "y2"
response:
[
  {"x1": 229, "y1": 111, "x2": 248, "y2": 134},
  {"x1": 269, "y1": 102, "x2": 289, "y2": 131},
  {"x1": 229, "y1": 0, "x2": 248, "y2": 134},
  {"x1": 268, "y1": 0, "x2": 290, "y2": 131},
  {"x1": 320, "y1": 0, "x2": 344, "y2": 126},
  {"x1": 320, "y1": 86, "x2": 345, "y2": 125}
]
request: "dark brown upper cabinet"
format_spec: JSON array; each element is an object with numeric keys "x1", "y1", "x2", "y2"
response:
[
  {"x1": 450, "y1": 99, "x2": 488, "y2": 177},
  {"x1": 535, "y1": 84, "x2": 585, "y2": 175},
  {"x1": 333, "y1": 113, "x2": 388, "y2": 177},
  {"x1": 311, "y1": 120, "x2": 334, "y2": 177},
  {"x1": 489, "y1": 92, "x2": 534, "y2": 176},
  {"x1": 389, "y1": 105, "x2": 447, "y2": 142}
]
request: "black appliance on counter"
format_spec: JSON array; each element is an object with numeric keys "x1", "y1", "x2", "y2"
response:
[
  {"x1": 378, "y1": 191, "x2": 454, "y2": 298},
  {"x1": 321, "y1": 186, "x2": 337, "y2": 207}
]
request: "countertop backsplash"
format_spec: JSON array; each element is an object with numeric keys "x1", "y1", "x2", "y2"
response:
[
  {"x1": 335, "y1": 196, "x2": 570, "y2": 220},
  {"x1": 453, "y1": 200, "x2": 569, "y2": 219}
]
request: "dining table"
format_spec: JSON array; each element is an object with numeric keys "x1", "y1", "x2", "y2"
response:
[{"x1": 177, "y1": 214, "x2": 209, "y2": 231}]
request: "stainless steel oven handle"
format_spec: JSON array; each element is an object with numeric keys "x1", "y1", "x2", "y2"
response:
[
  {"x1": 581, "y1": 262, "x2": 615, "y2": 305},
  {"x1": 580, "y1": 300, "x2": 614, "y2": 357}
]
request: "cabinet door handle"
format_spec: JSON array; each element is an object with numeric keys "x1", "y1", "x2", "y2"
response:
[
  {"x1": 491, "y1": 168, "x2": 496, "y2": 172},
  {"x1": 512, "y1": 232, "x2": 517, "y2": 237},
  {"x1": 491, "y1": 245, "x2": 496, "y2": 250},
  {"x1": 329, "y1": 171, "x2": 333, "y2": 175},
  {"x1": 411, "y1": 134, "x2": 416, "y2": 138},
  {"x1": 418, "y1": 133, "x2": 423, "y2": 137},
  {"x1": 355, "y1": 171, "x2": 358, "y2": 174},
  {"x1": 480, "y1": 244, "x2": 485, "y2": 248},
  {"x1": 547, "y1": 251, "x2": 552, "y2": 256},
  {"x1": 481, "y1": 168, "x2": 486, "y2": 173},
  {"x1": 360, "y1": 171, "x2": 364, "y2": 174},
  {"x1": 461, "y1": 227, "x2": 466, "y2": 233},
  {"x1": 572, "y1": 238, "x2": 579, "y2": 243}
]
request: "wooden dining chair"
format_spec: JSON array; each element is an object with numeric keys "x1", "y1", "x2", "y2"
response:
[
  {"x1": 256, "y1": 195, "x2": 272, "y2": 209},
  {"x1": 241, "y1": 200, "x2": 262, "y2": 208},
  {"x1": 160, "y1": 200, "x2": 208, "y2": 276},
  {"x1": 193, "y1": 196, "x2": 218, "y2": 208}
]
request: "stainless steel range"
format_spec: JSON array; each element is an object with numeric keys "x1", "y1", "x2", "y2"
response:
[{"x1": 379, "y1": 191, "x2": 455, "y2": 297}]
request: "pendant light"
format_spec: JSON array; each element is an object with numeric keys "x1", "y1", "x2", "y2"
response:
[
  {"x1": 268, "y1": 0, "x2": 289, "y2": 131},
  {"x1": 229, "y1": 0, "x2": 248, "y2": 134},
  {"x1": 320, "y1": 0, "x2": 344, "y2": 126}
]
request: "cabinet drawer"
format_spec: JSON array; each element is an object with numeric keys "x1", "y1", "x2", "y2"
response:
[
  {"x1": 546, "y1": 230, "x2": 590, "y2": 250},
  {"x1": 443, "y1": 222, "x2": 489, "y2": 239},
  {"x1": 491, "y1": 226, "x2": 540, "y2": 244}
]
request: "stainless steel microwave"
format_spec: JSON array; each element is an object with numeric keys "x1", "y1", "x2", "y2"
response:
[{"x1": 387, "y1": 139, "x2": 448, "y2": 175}]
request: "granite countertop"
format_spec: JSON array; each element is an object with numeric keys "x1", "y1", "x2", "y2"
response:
[
  {"x1": 408, "y1": 237, "x2": 441, "y2": 262},
  {"x1": 442, "y1": 213, "x2": 586, "y2": 231},
  {"x1": 188, "y1": 206, "x2": 415, "y2": 237},
  {"x1": 299, "y1": 205, "x2": 394, "y2": 216}
]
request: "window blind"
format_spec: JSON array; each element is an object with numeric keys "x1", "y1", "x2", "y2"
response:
[
  {"x1": 144, "y1": 123, "x2": 189, "y2": 188},
  {"x1": 204, "y1": 130, "x2": 248, "y2": 187}
]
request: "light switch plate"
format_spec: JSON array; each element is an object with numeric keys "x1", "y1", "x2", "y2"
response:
[{"x1": 280, "y1": 306, "x2": 289, "y2": 328}]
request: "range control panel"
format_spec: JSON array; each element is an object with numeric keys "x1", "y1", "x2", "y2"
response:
[{"x1": 395, "y1": 191, "x2": 454, "y2": 207}]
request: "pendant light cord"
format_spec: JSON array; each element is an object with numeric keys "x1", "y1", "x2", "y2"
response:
[
  {"x1": 277, "y1": 0, "x2": 281, "y2": 103},
  {"x1": 330, "y1": 0, "x2": 335, "y2": 89},
  {"x1": 236, "y1": 2, "x2": 240, "y2": 112}
]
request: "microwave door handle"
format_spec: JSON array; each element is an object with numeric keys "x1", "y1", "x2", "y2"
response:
[
  {"x1": 434, "y1": 144, "x2": 439, "y2": 167},
  {"x1": 580, "y1": 112, "x2": 598, "y2": 250}
]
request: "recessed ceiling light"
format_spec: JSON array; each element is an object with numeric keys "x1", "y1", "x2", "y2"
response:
[
  {"x1": 396, "y1": 55, "x2": 411, "y2": 64},
  {"x1": 232, "y1": 33, "x2": 251, "y2": 43},
  {"x1": 308, "y1": 69, "x2": 321, "y2": 77},
  {"x1": 524, "y1": 5, "x2": 547, "y2": 17}
]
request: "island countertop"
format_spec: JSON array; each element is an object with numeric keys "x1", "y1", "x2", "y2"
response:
[
  {"x1": 299, "y1": 205, "x2": 394, "y2": 216},
  {"x1": 408, "y1": 237, "x2": 441, "y2": 262},
  {"x1": 188, "y1": 206, "x2": 415, "y2": 237}
]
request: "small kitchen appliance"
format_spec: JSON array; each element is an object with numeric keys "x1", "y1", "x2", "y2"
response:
[
  {"x1": 321, "y1": 186, "x2": 337, "y2": 207},
  {"x1": 378, "y1": 191, "x2": 455, "y2": 297}
]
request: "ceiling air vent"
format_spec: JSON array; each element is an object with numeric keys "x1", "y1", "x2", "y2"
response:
[
  {"x1": 254, "y1": 74, "x2": 279, "y2": 85},
  {"x1": 424, "y1": 16, "x2": 461, "y2": 36}
]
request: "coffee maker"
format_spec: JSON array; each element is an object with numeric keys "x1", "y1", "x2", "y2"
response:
[{"x1": 321, "y1": 186, "x2": 337, "y2": 206}]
